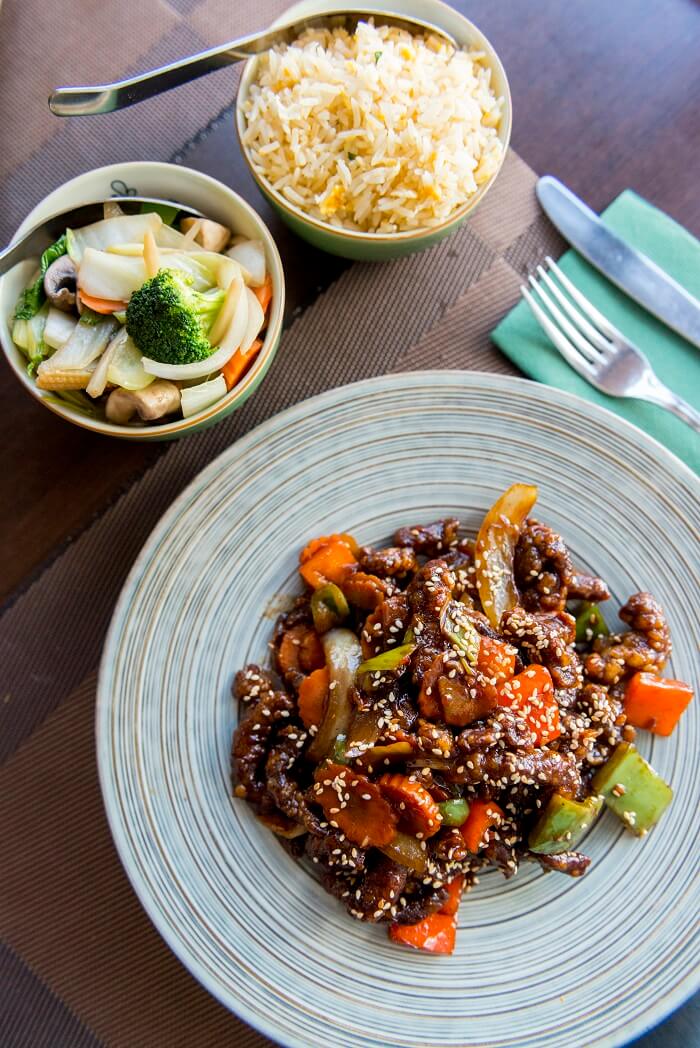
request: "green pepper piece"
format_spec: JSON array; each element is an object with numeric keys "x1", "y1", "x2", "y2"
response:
[
  {"x1": 592, "y1": 742, "x2": 672, "y2": 835},
  {"x1": 529, "y1": 793, "x2": 603, "y2": 854},
  {"x1": 310, "y1": 583, "x2": 350, "y2": 633},
  {"x1": 357, "y1": 642, "x2": 415, "y2": 675},
  {"x1": 438, "y1": 799, "x2": 470, "y2": 827},
  {"x1": 331, "y1": 734, "x2": 349, "y2": 764},
  {"x1": 575, "y1": 602, "x2": 610, "y2": 644},
  {"x1": 403, "y1": 626, "x2": 415, "y2": 645}
]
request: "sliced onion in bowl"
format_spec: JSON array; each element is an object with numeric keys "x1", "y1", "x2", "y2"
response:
[
  {"x1": 180, "y1": 374, "x2": 227, "y2": 418},
  {"x1": 240, "y1": 287, "x2": 265, "y2": 353},
  {"x1": 86, "y1": 328, "x2": 124, "y2": 398},
  {"x1": 107, "y1": 329, "x2": 154, "y2": 391},
  {"x1": 226, "y1": 238, "x2": 266, "y2": 286}
]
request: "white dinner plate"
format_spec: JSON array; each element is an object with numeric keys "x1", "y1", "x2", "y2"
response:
[{"x1": 97, "y1": 371, "x2": 699, "y2": 1048}]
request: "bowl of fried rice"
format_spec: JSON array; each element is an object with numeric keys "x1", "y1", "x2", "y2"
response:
[{"x1": 235, "y1": 0, "x2": 512, "y2": 260}]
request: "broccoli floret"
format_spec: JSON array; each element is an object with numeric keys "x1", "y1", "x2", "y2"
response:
[{"x1": 126, "y1": 269, "x2": 225, "y2": 365}]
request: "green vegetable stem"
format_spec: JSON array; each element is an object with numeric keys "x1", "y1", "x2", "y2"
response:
[{"x1": 357, "y1": 642, "x2": 415, "y2": 675}]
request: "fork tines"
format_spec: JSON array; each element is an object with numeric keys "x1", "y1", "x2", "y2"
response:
[{"x1": 520, "y1": 256, "x2": 619, "y2": 379}]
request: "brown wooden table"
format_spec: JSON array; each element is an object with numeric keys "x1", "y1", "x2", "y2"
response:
[{"x1": 1, "y1": 0, "x2": 698, "y2": 602}]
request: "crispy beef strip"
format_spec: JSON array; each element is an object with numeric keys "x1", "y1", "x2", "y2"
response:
[
  {"x1": 232, "y1": 689, "x2": 295, "y2": 806},
  {"x1": 406, "y1": 559, "x2": 455, "y2": 680},
  {"x1": 351, "y1": 856, "x2": 409, "y2": 921},
  {"x1": 482, "y1": 835, "x2": 519, "y2": 879},
  {"x1": 390, "y1": 883, "x2": 449, "y2": 924},
  {"x1": 457, "y1": 707, "x2": 535, "y2": 754},
  {"x1": 455, "y1": 746, "x2": 581, "y2": 797},
  {"x1": 305, "y1": 830, "x2": 367, "y2": 873},
  {"x1": 360, "y1": 593, "x2": 410, "y2": 659},
  {"x1": 416, "y1": 718, "x2": 455, "y2": 759},
  {"x1": 514, "y1": 518, "x2": 574, "y2": 612},
  {"x1": 568, "y1": 572, "x2": 611, "y2": 602},
  {"x1": 431, "y1": 827, "x2": 470, "y2": 864},
  {"x1": 233, "y1": 664, "x2": 278, "y2": 704},
  {"x1": 585, "y1": 592, "x2": 671, "y2": 685},
  {"x1": 534, "y1": 851, "x2": 591, "y2": 877},
  {"x1": 443, "y1": 545, "x2": 480, "y2": 603},
  {"x1": 394, "y1": 518, "x2": 460, "y2": 558},
  {"x1": 572, "y1": 682, "x2": 627, "y2": 766},
  {"x1": 358, "y1": 545, "x2": 418, "y2": 578},
  {"x1": 265, "y1": 726, "x2": 324, "y2": 834},
  {"x1": 500, "y1": 606, "x2": 583, "y2": 690}
]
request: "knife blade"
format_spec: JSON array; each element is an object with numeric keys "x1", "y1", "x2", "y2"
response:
[{"x1": 536, "y1": 175, "x2": 700, "y2": 349}]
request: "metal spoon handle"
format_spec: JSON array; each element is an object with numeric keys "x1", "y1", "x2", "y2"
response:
[
  {"x1": 49, "y1": 36, "x2": 260, "y2": 116},
  {"x1": 49, "y1": 10, "x2": 455, "y2": 117}
]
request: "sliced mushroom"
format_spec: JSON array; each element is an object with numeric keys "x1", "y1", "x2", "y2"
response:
[
  {"x1": 44, "y1": 256, "x2": 78, "y2": 312},
  {"x1": 105, "y1": 380, "x2": 181, "y2": 425},
  {"x1": 180, "y1": 216, "x2": 231, "y2": 253}
]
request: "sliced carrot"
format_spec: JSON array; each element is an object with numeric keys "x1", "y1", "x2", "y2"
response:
[
  {"x1": 78, "y1": 291, "x2": 128, "y2": 314},
  {"x1": 277, "y1": 624, "x2": 325, "y2": 676},
  {"x1": 298, "y1": 666, "x2": 329, "y2": 729},
  {"x1": 253, "y1": 274, "x2": 273, "y2": 314},
  {"x1": 624, "y1": 671, "x2": 693, "y2": 736},
  {"x1": 477, "y1": 636, "x2": 517, "y2": 682},
  {"x1": 300, "y1": 533, "x2": 359, "y2": 562},
  {"x1": 299, "y1": 538, "x2": 357, "y2": 589},
  {"x1": 221, "y1": 338, "x2": 263, "y2": 391},
  {"x1": 378, "y1": 773, "x2": 442, "y2": 838},
  {"x1": 313, "y1": 762, "x2": 397, "y2": 848},
  {"x1": 497, "y1": 664, "x2": 560, "y2": 745},
  {"x1": 440, "y1": 875, "x2": 465, "y2": 916},
  {"x1": 460, "y1": 798, "x2": 503, "y2": 852},
  {"x1": 388, "y1": 912, "x2": 456, "y2": 954}
]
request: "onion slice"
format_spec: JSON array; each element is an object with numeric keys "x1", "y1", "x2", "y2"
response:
[
  {"x1": 226, "y1": 238, "x2": 266, "y2": 286},
  {"x1": 86, "y1": 328, "x2": 124, "y2": 397},
  {"x1": 474, "y1": 483, "x2": 538, "y2": 628},
  {"x1": 306, "y1": 628, "x2": 363, "y2": 763},
  {"x1": 44, "y1": 308, "x2": 78, "y2": 350},
  {"x1": 180, "y1": 374, "x2": 227, "y2": 418},
  {"x1": 240, "y1": 287, "x2": 265, "y2": 354}
]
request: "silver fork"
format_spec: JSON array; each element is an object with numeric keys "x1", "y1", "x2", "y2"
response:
[{"x1": 522, "y1": 257, "x2": 700, "y2": 433}]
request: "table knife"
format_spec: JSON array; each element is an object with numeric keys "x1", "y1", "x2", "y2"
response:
[{"x1": 537, "y1": 175, "x2": 700, "y2": 349}]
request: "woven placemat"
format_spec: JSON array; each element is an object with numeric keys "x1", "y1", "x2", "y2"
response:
[
  {"x1": 0, "y1": 131, "x2": 562, "y2": 1047},
  {"x1": 2, "y1": 2, "x2": 693, "y2": 1045}
]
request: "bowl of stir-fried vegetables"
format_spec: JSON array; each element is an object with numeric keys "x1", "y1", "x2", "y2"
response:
[{"x1": 0, "y1": 162, "x2": 285, "y2": 439}]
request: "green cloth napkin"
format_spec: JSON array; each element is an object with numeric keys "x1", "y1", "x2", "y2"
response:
[{"x1": 492, "y1": 190, "x2": 700, "y2": 473}]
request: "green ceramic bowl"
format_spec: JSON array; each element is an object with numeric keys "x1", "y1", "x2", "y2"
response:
[
  {"x1": 0, "y1": 162, "x2": 285, "y2": 441},
  {"x1": 235, "y1": 0, "x2": 512, "y2": 261}
]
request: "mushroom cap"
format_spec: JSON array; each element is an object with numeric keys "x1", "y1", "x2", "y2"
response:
[
  {"x1": 105, "y1": 380, "x2": 181, "y2": 425},
  {"x1": 44, "y1": 255, "x2": 78, "y2": 313}
]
